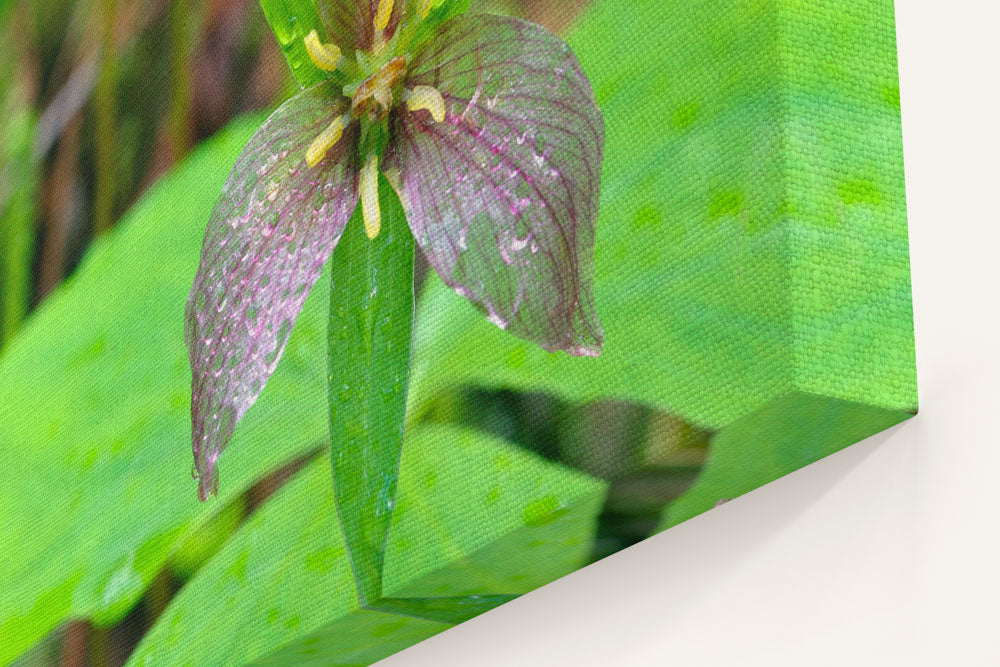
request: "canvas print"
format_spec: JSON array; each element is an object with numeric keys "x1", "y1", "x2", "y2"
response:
[{"x1": 0, "y1": 0, "x2": 917, "y2": 664}]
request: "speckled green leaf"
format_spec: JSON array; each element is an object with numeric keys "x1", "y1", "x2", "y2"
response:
[
  {"x1": 367, "y1": 595, "x2": 520, "y2": 625},
  {"x1": 128, "y1": 425, "x2": 606, "y2": 664},
  {"x1": 379, "y1": 427, "x2": 606, "y2": 599},
  {"x1": 0, "y1": 115, "x2": 334, "y2": 665},
  {"x1": 408, "y1": 0, "x2": 916, "y2": 428}
]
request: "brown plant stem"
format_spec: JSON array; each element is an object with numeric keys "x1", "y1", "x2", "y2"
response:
[
  {"x1": 93, "y1": 0, "x2": 117, "y2": 235},
  {"x1": 59, "y1": 621, "x2": 89, "y2": 667},
  {"x1": 168, "y1": 0, "x2": 194, "y2": 162},
  {"x1": 38, "y1": 113, "x2": 82, "y2": 298}
]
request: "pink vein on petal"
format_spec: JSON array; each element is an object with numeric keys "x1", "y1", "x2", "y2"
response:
[
  {"x1": 389, "y1": 15, "x2": 605, "y2": 356},
  {"x1": 185, "y1": 81, "x2": 359, "y2": 500}
]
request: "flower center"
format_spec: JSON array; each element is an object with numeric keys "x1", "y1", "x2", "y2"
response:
[
  {"x1": 351, "y1": 56, "x2": 408, "y2": 122},
  {"x1": 302, "y1": 0, "x2": 449, "y2": 240}
]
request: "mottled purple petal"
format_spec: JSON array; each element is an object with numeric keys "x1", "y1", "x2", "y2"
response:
[
  {"x1": 317, "y1": 0, "x2": 404, "y2": 53},
  {"x1": 314, "y1": 0, "x2": 364, "y2": 53},
  {"x1": 388, "y1": 15, "x2": 604, "y2": 356},
  {"x1": 185, "y1": 82, "x2": 359, "y2": 500}
]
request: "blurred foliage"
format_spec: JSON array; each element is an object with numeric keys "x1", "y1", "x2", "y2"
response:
[
  {"x1": 660, "y1": 392, "x2": 909, "y2": 531},
  {"x1": 4, "y1": 0, "x2": 291, "y2": 312},
  {"x1": 1, "y1": 0, "x2": 579, "y2": 333},
  {"x1": 0, "y1": 116, "x2": 335, "y2": 666},
  {"x1": 0, "y1": 2, "x2": 39, "y2": 350}
]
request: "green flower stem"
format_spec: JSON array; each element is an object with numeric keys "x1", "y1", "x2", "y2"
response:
[{"x1": 327, "y1": 176, "x2": 414, "y2": 605}]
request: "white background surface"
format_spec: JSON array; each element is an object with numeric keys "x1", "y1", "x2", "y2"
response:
[{"x1": 382, "y1": 1, "x2": 1000, "y2": 664}]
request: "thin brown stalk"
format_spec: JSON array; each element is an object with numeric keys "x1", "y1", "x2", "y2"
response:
[
  {"x1": 93, "y1": 0, "x2": 117, "y2": 235},
  {"x1": 168, "y1": 0, "x2": 194, "y2": 162}
]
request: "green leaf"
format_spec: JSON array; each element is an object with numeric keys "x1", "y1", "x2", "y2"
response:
[
  {"x1": 129, "y1": 425, "x2": 606, "y2": 664},
  {"x1": 129, "y1": 451, "x2": 369, "y2": 666},
  {"x1": 408, "y1": 0, "x2": 917, "y2": 428},
  {"x1": 0, "y1": 115, "x2": 336, "y2": 665},
  {"x1": 258, "y1": 0, "x2": 334, "y2": 89},
  {"x1": 327, "y1": 177, "x2": 414, "y2": 604},
  {"x1": 379, "y1": 429, "x2": 605, "y2": 599}
]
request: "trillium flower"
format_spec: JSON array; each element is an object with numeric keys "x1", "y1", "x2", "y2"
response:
[{"x1": 185, "y1": 0, "x2": 605, "y2": 500}]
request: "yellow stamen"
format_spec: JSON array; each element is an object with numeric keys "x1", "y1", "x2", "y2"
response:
[
  {"x1": 305, "y1": 116, "x2": 344, "y2": 168},
  {"x1": 304, "y1": 29, "x2": 342, "y2": 72},
  {"x1": 407, "y1": 85, "x2": 446, "y2": 123},
  {"x1": 374, "y1": 0, "x2": 394, "y2": 32},
  {"x1": 417, "y1": 0, "x2": 434, "y2": 19},
  {"x1": 360, "y1": 153, "x2": 381, "y2": 239}
]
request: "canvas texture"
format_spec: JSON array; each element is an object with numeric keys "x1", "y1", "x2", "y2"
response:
[{"x1": 0, "y1": 0, "x2": 916, "y2": 664}]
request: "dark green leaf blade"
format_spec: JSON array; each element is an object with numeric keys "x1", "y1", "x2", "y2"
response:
[{"x1": 327, "y1": 176, "x2": 414, "y2": 604}]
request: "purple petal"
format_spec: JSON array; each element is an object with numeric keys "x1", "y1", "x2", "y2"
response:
[
  {"x1": 388, "y1": 15, "x2": 605, "y2": 356},
  {"x1": 185, "y1": 82, "x2": 359, "y2": 500},
  {"x1": 314, "y1": 1, "x2": 364, "y2": 53},
  {"x1": 318, "y1": 0, "x2": 404, "y2": 53}
]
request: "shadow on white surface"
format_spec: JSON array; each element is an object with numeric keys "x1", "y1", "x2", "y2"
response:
[{"x1": 382, "y1": 0, "x2": 1000, "y2": 661}]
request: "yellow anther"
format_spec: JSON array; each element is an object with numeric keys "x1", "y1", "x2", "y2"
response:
[
  {"x1": 417, "y1": 0, "x2": 434, "y2": 19},
  {"x1": 374, "y1": 0, "x2": 394, "y2": 32},
  {"x1": 304, "y1": 29, "x2": 342, "y2": 72},
  {"x1": 305, "y1": 116, "x2": 344, "y2": 168},
  {"x1": 360, "y1": 153, "x2": 382, "y2": 239},
  {"x1": 407, "y1": 85, "x2": 446, "y2": 123}
]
